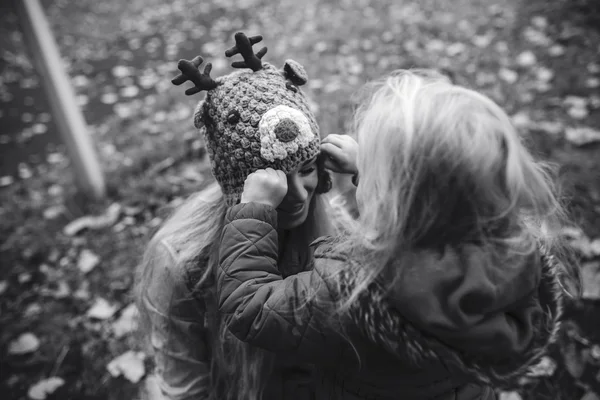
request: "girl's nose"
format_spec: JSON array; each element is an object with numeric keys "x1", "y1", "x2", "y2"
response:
[{"x1": 287, "y1": 174, "x2": 306, "y2": 200}]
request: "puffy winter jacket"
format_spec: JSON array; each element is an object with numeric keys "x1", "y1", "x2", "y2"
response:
[
  {"x1": 217, "y1": 203, "x2": 565, "y2": 400},
  {"x1": 142, "y1": 235, "x2": 320, "y2": 399}
]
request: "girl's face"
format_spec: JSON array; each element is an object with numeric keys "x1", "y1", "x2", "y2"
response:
[{"x1": 277, "y1": 156, "x2": 319, "y2": 230}]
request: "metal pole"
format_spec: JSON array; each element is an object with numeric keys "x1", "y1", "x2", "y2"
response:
[{"x1": 14, "y1": 0, "x2": 106, "y2": 200}]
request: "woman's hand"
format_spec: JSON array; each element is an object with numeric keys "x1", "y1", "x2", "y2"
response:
[
  {"x1": 241, "y1": 168, "x2": 288, "y2": 208},
  {"x1": 321, "y1": 134, "x2": 358, "y2": 175}
]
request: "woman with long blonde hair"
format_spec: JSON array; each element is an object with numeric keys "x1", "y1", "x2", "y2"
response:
[
  {"x1": 214, "y1": 69, "x2": 579, "y2": 399},
  {"x1": 136, "y1": 32, "x2": 347, "y2": 400}
]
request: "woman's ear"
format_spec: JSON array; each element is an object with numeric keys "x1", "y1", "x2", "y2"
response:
[
  {"x1": 316, "y1": 155, "x2": 332, "y2": 194},
  {"x1": 282, "y1": 59, "x2": 308, "y2": 86}
]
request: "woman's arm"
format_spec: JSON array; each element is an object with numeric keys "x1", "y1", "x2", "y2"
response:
[
  {"x1": 217, "y1": 203, "x2": 348, "y2": 365},
  {"x1": 141, "y1": 241, "x2": 212, "y2": 400}
]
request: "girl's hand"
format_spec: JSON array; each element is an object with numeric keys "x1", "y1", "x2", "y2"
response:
[
  {"x1": 321, "y1": 134, "x2": 358, "y2": 175},
  {"x1": 241, "y1": 168, "x2": 288, "y2": 208}
]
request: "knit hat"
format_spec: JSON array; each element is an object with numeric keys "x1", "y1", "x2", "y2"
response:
[{"x1": 172, "y1": 32, "x2": 321, "y2": 206}]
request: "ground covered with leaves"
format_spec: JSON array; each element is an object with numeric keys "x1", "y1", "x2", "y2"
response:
[{"x1": 1, "y1": 0, "x2": 600, "y2": 399}]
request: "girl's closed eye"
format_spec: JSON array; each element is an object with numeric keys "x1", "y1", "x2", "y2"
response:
[{"x1": 299, "y1": 165, "x2": 316, "y2": 176}]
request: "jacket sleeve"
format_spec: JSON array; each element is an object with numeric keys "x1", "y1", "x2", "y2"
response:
[
  {"x1": 141, "y1": 241, "x2": 212, "y2": 400},
  {"x1": 217, "y1": 203, "x2": 348, "y2": 365}
]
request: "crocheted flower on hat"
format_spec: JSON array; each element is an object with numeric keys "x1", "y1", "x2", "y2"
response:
[{"x1": 259, "y1": 105, "x2": 314, "y2": 162}]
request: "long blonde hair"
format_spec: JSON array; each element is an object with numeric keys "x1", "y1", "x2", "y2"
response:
[
  {"x1": 136, "y1": 179, "x2": 334, "y2": 400},
  {"x1": 340, "y1": 69, "x2": 578, "y2": 306}
]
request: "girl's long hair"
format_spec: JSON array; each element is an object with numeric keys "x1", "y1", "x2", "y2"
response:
[
  {"x1": 338, "y1": 69, "x2": 579, "y2": 308},
  {"x1": 136, "y1": 177, "x2": 334, "y2": 399}
]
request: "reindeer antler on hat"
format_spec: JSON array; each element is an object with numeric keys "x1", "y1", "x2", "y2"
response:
[
  {"x1": 225, "y1": 32, "x2": 268, "y2": 72},
  {"x1": 171, "y1": 56, "x2": 220, "y2": 96},
  {"x1": 171, "y1": 31, "x2": 325, "y2": 205}
]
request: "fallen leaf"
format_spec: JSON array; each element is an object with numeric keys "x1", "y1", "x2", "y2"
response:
[
  {"x1": 523, "y1": 26, "x2": 551, "y2": 46},
  {"x1": 499, "y1": 391, "x2": 522, "y2": 400},
  {"x1": 548, "y1": 45, "x2": 565, "y2": 56},
  {"x1": 527, "y1": 356, "x2": 557, "y2": 377},
  {"x1": 8, "y1": 332, "x2": 40, "y2": 355},
  {"x1": 181, "y1": 165, "x2": 204, "y2": 182},
  {"x1": 0, "y1": 176, "x2": 14, "y2": 187},
  {"x1": 472, "y1": 34, "x2": 492, "y2": 48},
  {"x1": 46, "y1": 153, "x2": 66, "y2": 164},
  {"x1": 22, "y1": 113, "x2": 34, "y2": 123},
  {"x1": 100, "y1": 92, "x2": 118, "y2": 105},
  {"x1": 77, "y1": 94, "x2": 89, "y2": 107},
  {"x1": 43, "y1": 206, "x2": 65, "y2": 220},
  {"x1": 49, "y1": 281, "x2": 71, "y2": 299},
  {"x1": 32, "y1": 123, "x2": 47, "y2": 135},
  {"x1": 565, "y1": 127, "x2": 600, "y2": 146},
  {"x1": 74, "y1": 281, "x2": 91, "y2": 300},
  {"x1": 106, "y1": 351, "x2": 146, "y2": 383},
  {"x1": 589, "y1": 344, "x2": 600, "y2": 361},
  {"x1": 588, "y1": 63, "x2": 600, "y2": 74},
  {"x1": 147, "y1": 157, "x2": 175, "y2": 175},
  {"x1": 112, "y1": 303, "x2": 139, "y2": 338},
  {"x1": 586, "y1": 77, "x2": 600, "y2": 89},
  {"x1": 123, "y1": 206, "x2": 143, "y2": 216},
  {"x1": 511, "y1": 112, "x2": 532, "y2": 128},
  {"x1": 175, "y1": 107, "x2": 191, "y2": 120},
  {"x1": 120, "y1": 86, "x2": 139, "y2": 98},
  {"x1": 19, "y1": 164, "x2": 32, "y2": 179},
  {"x1": 565, "y1": 96, "x2": 588, "y2": 108},
  {"x1": 63, "y1": 203, "x2": 122, "y2": 236},
  {"x1": 535, "y1": 67, "x2": 554, "y2": 82},
  {"x1": 19, "y1": 272, "x2": 32, "y2": 284},
  {"x1": 77, "y1": 249, "x2": 100, "y2": 274},
  {"x1": 535, "y1": 121, "x2": 563, "y2": 136},
  {"x1": 569, "y1": 235, "x2": 596, "y2": 258},
  {"x1": 72, "y1": 75, "x2": 89, "y2": 87},
  {"x1": 112, "y1": 222, "x2": 127, "y2": 233},
  {"x1": 591, "y1": 238, "x2": 600, "y2": 256},
  {"x1": 446, "y1": 42, "x2": 466, "y2": 57},
  {"x1": 581, "y1": 262, "x2": 600, "y2": 300},
  {"x1": 563, "y1": 341, "x2": 586, "y2": 379},
  {"x1": 6, "y1": 375, "x2": 19, "y2": 387},
  {"x1": 561, "y1": 226, "x2": 585, "y2": 239},
  {"x1": 47, "y1": 184, "x2": 63, "y2": 197},
  {"x1": 499, "y1": 68, "x2": 518, "y2": 84},
  {"x1": 114, "y1": 103, "x2": 135, "y2": 119},
  {"x1": 148, "y1": 217, "x2": 163, "y2": 228},
  {"x1": 516, "y1": 51, "x2": 537, "y2": 68},
  {"x1": 24, "y1": 303, "x2": 42, "y2": 317},
  {"x1": 531, "y1": 16, "x2": 548, "y2": 29},
  {"x1": 581, "y1": 391, "x2": 600, "y2": 400},
  {"x1": 86, "y1": 298, "x2": 118, "y2": 320},
  {"x1": 568, "y1": 106, "x2": 589, "y2": 120},
  {"x1": 112, "y1": 65, "x2": 133, "y2": 78},
  {"x1": 27, "y1": 377, "x2": 65, "y2": 400}
]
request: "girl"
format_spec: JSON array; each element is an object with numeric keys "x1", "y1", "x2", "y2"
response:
[
  {"x1": 136, "y1": 32, "x2": 349, "y2": 400},
  {"x1": 216, "y1": 70, "x2": 578, "y2": 399}
]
